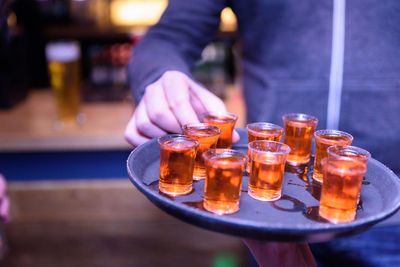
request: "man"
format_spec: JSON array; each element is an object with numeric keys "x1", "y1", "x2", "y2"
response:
[{"x1": 125, "y1": 1, "x2": 400, "y2": 266}]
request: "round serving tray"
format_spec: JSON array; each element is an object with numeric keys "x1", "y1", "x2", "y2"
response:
[{"x1": 127, "y1": 128, "x2": 400, "y2": 242}]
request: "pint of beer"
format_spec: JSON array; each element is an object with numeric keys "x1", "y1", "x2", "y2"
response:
[{"x1": 45, "y1": 41, "x2": 82, "y2": 125}]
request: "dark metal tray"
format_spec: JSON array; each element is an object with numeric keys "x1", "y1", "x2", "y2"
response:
[{"x1": 127, "y1": 128, "x2": 400, "y2": 242}]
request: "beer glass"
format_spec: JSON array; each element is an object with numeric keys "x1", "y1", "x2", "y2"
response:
[
  {"x1": 248, "y1": 140, "x2": 291, "y2": 201},
  {"x1": 182, "y1": 123, "x2": 220, "y2": 180},
  {"x1": 313, "y1": 130, "x2": 353, "y2": 182},
  {"x1": 158, "y1": 134, "x2": 199, "y2": 196},
  {"x1": 203, "y1": 149, "x2": 248, "y2": 214},
  {"x1": 45, "y1": 41, "x2": 82, "y2": 127},
  {"x1": 282, "y1": 113, "x2": 318, "y2": 165},
  {"x1": 202, "y1": 112, "x2": 238, "y2": 148},
  {"x1": 319, "y1": 145, "x2": 370, "y2": 223}
]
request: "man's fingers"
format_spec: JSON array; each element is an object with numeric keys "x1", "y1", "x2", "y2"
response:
[
  {"x1": 0, "y1": 174, "x2": 9, "y2": 223},
  {"x1": 135, "y1": 101, "x2": 167, "y2": 137},
  {"x1": 0, "y1": 196, "x2": 10, "y2": 223},
  {"x1": 0, "y1": 174, "x2": 6, "y2": 198},
  {"x1": 144, "y1": 83, "x2": 181, "y2": 133},
  {"x1": 188, "y1": 80, "x2": 227, "y2": 113},
  {"x1": 124, "y1": 114, "x2": 151, "y2": 147},
  {"x1": 186, "y1": 79, "x2": 239, "y2": 143},
  {"x1": 162, "y1": 72, "x2": 200, "y2": 126},
  {"x1": 232, "y1": 129, "x2": 240, "y2": 143}
]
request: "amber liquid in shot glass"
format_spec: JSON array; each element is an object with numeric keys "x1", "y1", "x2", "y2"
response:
[
  {"x1": 282, "y1": 113, "x2": 318, "y2": 165},
  {"x1": 313, "y1": 130, "x2": 353, "y2": 183},
  {"x1": 202, "y1": 112, "x2": 237, "y2": 149},
  {"x1": 158, "y1": 135, "x2": 199, "y2": 196},
  {"x1": 248, "y1": 140, "x2": 291, "y2": 201},
  {"x1": 182, "y1": 123, "x2": 221, "y2": 180},
  {"x1": 319, "y1": 146, "x2": 370, "y2": 223},
  {"x1": 203, "y1": 149, "x2": 248, "y2": 214},
  {"x1": 246, "y1": 122, "x2": 284, "y2": 173}
]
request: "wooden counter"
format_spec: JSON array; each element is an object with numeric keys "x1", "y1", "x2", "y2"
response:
[{"x1": 0, "y1": 90, "x2": 134, "y2": 152}]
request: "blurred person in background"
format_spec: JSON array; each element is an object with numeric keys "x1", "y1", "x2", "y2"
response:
[
  {"x1": 1, "y1": 0, "x2": 18, "y2": 225},
  {"x1": 0, "y1": 175, "x2": 10, "y2": 223},
  {"x1": 125, "y1": 1, "x2": 400, "y2": 266}
]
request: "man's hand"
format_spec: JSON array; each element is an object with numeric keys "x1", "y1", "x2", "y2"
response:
[
  {"x1": 243, "y1": 239, "x2": 316, "y2": 267},
  {"x1": 0, "y1": 174, "x2": 10, "y2": 223},
  {"x1": 125, "y1": 70, "x2": 240, "y2": 146}
]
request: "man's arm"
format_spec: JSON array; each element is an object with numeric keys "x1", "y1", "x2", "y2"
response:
[
  {"x1": 129, "y1": 0, "x2": 228, "y2": 104},
  {"x1": 125, "y1": 0, "x2": 239, "y2": 146},
  {"x1": 243, "y1": 239, "x2": 316, "y2": 267}
]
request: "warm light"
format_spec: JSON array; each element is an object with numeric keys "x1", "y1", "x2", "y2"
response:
[
  {"x1": 110, "y1": 0, "x2": 168, "y2": 26},
  {"x1": 220, "y1": 7, "x2": 237, "y2": 32},
  {"x1": 7, "y1": 12, "x2": 17, "y2": 27}
]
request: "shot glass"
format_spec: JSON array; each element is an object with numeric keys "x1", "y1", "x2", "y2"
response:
[
  {"x1": 313, "y1": 130, "x2": 353, "y2": 183},
  {"x1": 182, "y1": 123, "x2": 221, "y2": 180},
  {"x1": 203, "y1": 149, "x2": 248, "y2": 214},
  {"x1": 319, "y1": 145, "x2": 371, "y2": 223},
  {"x1": 282, "y1": 113, "x2": 318, "y2": 165},
  {"x1": 202, "y1": 112, "x2": 238, "y2": 148},
  {"x1": 248, "y1": 140, "x2": 291, "y2": 201},
  {"x1": 246, "y1": 122, "x2": 284, "y2": 172},
  {"x1": 158, "y1": 134, "x2": 200, "y2": 196}
]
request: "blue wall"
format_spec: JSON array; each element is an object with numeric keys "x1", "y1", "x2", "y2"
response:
[{"x1": 0, "y1": 150, "x2": 132, "y2": 181}]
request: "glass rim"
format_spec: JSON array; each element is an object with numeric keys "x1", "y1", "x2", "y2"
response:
[
  {"x1": 282, "y1": 113, "x2": 319, "y2": 123},
  {"x1": 202, "y1": 148, "x2": 248, "y2": 165},
  {"x1": 321, "y1": 157, "x2": 368, "y2": 175},
  {"x1": 246, "y1": 122, "x2": 283, "y2": 135},
  {"x1": 314, "y1": 129, "x2": 354, "y2": 142},
  {"x1": 182, "y1": 123, "x2": 221, "y2": 136},
  {"x1": 327, "y1": 145, "x2": 371, "y2": 162},
  {"x1": 202, "y1": 111, "x2": 238, "y2": 121},
  {"x1": 158, "y1": 134, "x2": 200, "y2": 148},
  {"x1": 248, "y1": 140, "x2": 291, "y2": 155}
]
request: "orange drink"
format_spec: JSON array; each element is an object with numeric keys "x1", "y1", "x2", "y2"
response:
[
  {"x1": 313, "y1": 130, "x2": 353, "y2": 182},
  {"x1": 282, "y1": 113, "x2": 318, "y2": 165},
  {"x1": 202, "y1": 112, "x2": 238, "y2": 148},
  {"x1": 248, "y1": 140, "x2": 291, "y2": 201},
  {"x1": 158, "y1": 135, "x2": 199, "y2": 196},
  {"x1": 319, "y1": 145, "x2": 370, "y2": 223},
  {"x1": 203, "y1": 149, "x2": 248, "y2": 214},
  {"x1": 246, "y1": 122, "x2": 284, "y2": 172},
  {"x1": 182, "y1": 123, "x2": 221, "y2": 180}
]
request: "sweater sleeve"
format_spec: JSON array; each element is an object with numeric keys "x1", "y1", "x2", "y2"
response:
[{"x1": 128, "y1": 0, "x2": 227, "y2": 104}]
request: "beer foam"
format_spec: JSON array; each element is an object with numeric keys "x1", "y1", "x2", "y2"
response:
[{"x1": 45, "y1": 41, "x2": 81, "y2": 62}]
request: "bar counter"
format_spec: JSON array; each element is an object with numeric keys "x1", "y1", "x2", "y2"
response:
[{"x1": 0, "y1": 89, "x2": 134, "y2": 152}]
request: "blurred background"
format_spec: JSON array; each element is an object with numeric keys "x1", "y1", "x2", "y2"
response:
[{"x1": 0, "y1": 0, "x2": 248, "y2": 266}]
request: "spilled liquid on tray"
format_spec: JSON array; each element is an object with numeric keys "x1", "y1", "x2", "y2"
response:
[
  {"x1": 285, "y1": 162, "x2": 310, "y2": 183},
  {"x1": 182, "y1": 200, "x2": 206, "y2": 211},
  {"x1": 146, "y1": 156, "x2": 369, "y2": 221},
  {"x1": 304, "y1": 206, "x2": 330, "y2": 223},
  {"x1": 270, "y1": 195, "x2": 329, "y2": 223},
  {"x1": 357, "y1": 199, "x2": 364, "y2": 211},
  {"x1": 270, "y1": 195, "x2": 305, "y2": 213},
  {"x1": 285, "y1": 159, "x2": 323, "y2": 202},
  {"x1": 287, "y1": 182, "x2": 304, "y2": 188},
  {"x1": 362, "y1": 176, "x2": 370, "y2": 185}
]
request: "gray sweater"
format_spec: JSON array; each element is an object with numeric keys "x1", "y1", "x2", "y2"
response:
[{"x1": 129, "y1": 0, "x2": 400, "y2": 176}]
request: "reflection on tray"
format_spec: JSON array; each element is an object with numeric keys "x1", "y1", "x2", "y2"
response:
[{"x1": 146, "y1": 159, "x2": 371, "y2": 225}]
